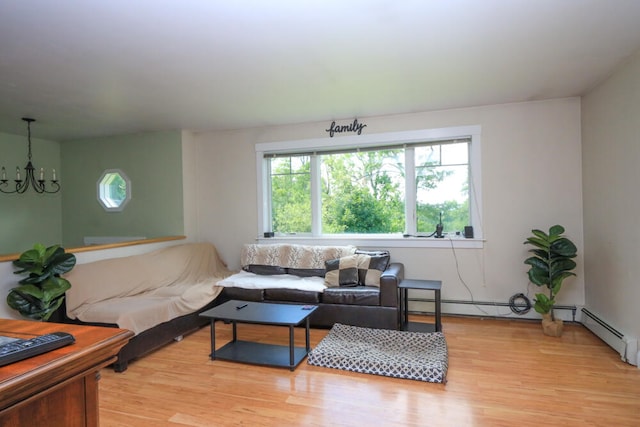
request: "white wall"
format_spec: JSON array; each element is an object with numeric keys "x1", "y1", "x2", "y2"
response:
[
  {"x1": 582, "y1": 49, "x2": 640, "y2": 342},
  {"x1": 0, "y1": 98, "x2": 584, "y2": 321},
  {"x1": 195, "y1": 98, "x2": 584, "y2": 320}
]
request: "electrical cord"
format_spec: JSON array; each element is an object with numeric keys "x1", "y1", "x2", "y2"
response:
[
  {"x1": 449, "y1": 236, "x2": 529, "y2": 317},
  {"x1": 447, "y1": 235, "x2": 493, "y2": 316},
  {"x1": 403, "y1": 231, "x2": 437, "y2": 238},
  {"x1": 410, "y1": 220, "x2": 525, "y2": 318},
  {"x1": 508, "y1": 293, "x2": 531, "y2": 315}
]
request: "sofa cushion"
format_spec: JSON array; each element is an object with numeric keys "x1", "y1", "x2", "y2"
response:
[
  {"x1": 243, "y1": 264, "x2": 288, "y2": 275},
  {"x1": 356, "y1": 253, "x2": 391, "y2": 287},
  {"x1": 321, "y1": 287, "x2": 380, "y2": 305},
  {"x1": 324, "y1": 255, "x2": 359, "y2": 287},
  {"x1": 221, "y1": 287, "x2": 265, "y2": 302},
  {"x1": 264, "y1": 288, "x2": 320, "y2": 304},
  {"x1": 288, "y1": 268, "x2": 326, "y2": 278}
]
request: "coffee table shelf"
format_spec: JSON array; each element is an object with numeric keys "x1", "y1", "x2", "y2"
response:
[
  {"x1": 215, "y1": 341, "x2": 310, "y2": 369},
  {"x1": 200, "y1": 300, "x2": 317, "y2": 371}
]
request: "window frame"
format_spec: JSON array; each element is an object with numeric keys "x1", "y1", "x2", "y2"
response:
[
  {"x1": 255, "y1": 125, "x2": 483, "y2": 248},
  {"x1": 97, "y1": 169, "x2": 131, "y2": 212}
]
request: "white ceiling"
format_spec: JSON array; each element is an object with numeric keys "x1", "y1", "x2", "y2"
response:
[{"x1": 2, "y1": 0, "x2": 640, "y2": 141}]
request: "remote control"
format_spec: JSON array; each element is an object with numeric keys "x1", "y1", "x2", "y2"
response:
[{"x1": 0, "y1": 332, "x2": 75, "y2": 367}]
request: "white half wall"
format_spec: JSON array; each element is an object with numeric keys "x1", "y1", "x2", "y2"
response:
[{"x1": 0, "y1": 240, "x2": 185, "y2": 319}]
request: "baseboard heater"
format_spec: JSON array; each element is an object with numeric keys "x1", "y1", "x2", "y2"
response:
[
  {"x1": 409, "y1": 299, "x2": 638, "y2": 367},
  {"x1": 409, "y1": 297, "x2": 577, "y2": 321},
  {"x1": 581, "y1": 308, "x2": 638, "y2": 366}
]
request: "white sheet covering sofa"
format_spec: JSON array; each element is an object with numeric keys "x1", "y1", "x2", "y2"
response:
[{"x1": 57, "y1": 242, "x2": 232, "y2": 371}]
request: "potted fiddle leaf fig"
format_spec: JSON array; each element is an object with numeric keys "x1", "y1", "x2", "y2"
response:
[
  {"x1": 524, "y1": 225, "x2": 577, "y2": 337},
  {"x1": 6, "y1": 243, "x2": 76, "y2": 321}
]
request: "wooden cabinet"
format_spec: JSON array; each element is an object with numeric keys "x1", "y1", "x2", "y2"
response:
[{"x1": 0, "y1": 319, "x2": 132, "y2": 427}]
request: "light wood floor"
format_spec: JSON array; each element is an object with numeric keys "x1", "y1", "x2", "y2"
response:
[{"x1": 99, "y1": 315, "x2": 640, "y2": 427}]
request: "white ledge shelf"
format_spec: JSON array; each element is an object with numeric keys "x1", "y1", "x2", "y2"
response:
[{"x1": 255, "y1": 235, "x2": 484, "y2": 249}]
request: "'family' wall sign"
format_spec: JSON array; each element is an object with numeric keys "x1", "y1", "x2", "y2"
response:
[{"x1": 325, "y1": 119, "x2": 367, "y2": 137}]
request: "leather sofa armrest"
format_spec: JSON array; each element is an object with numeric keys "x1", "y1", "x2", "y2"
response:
[{"x1": 379, "y1": 262, "x2": 404, "y2": 307}]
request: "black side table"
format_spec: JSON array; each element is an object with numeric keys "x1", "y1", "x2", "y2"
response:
[{"x1": 398, "y1": 279, "x2": 442, "y2": 332}]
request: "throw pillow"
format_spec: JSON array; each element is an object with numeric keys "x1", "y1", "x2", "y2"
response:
[
  {"x1": 356, "y1": 253, "x2": 390, "y2": 287},
  {"x1": 324, "y1": 255, "x2": 359, "y2": 287}
]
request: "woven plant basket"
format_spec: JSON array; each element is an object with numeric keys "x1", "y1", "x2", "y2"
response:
[{"x1": 541, "y1": 313, "x2": 563, "y2": 337}]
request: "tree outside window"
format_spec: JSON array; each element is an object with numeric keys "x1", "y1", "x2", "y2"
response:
[
  {"x1": 270, "y1": 156, "x2": 311, "y2": 233},
  {"x1": 321, "y1": 149, "x2": 405, "y2": 234},
  {"x1": 416, "y1": 142, "x2": 469, "y2": 234}
]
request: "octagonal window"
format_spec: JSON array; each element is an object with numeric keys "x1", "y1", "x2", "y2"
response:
[{"x1": 97, "y1": 169, "x2": 131, "y2": 212}]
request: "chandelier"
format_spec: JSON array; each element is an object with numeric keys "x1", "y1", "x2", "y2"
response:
[{"x1": 0, "y1": 118, "x2": 60, "y2": 194}]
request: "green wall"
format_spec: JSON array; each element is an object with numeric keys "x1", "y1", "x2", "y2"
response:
[
  {"x1": 60, "y1": 131, "x2": 184, "y2": 247},
  {"x1": 0, "y1": 129, "x2": 184, "y2": 254},
  {"x1": 0, "y1": 131, "x2": 62, "y2": 254}
]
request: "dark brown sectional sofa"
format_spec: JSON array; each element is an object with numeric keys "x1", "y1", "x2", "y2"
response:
[
  {"x1": 50, "y1": 243, "x2": 403, "y2": 372},
  {"x1": 218, "y1": 243, "x2": 404, "y2": 330}
]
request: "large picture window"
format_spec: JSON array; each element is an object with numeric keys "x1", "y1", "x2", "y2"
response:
[{"x1": 258, "y1": 126, "x2": 482, "y2": 243}]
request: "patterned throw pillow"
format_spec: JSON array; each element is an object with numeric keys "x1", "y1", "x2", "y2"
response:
[
  {"x1": 324, "y1": 255, "x2": 359, "y2": 287},
  {"x1": 356, "y1": 253, "x2": 390, "y2": 287}
]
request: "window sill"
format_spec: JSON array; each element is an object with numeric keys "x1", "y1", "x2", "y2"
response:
[{"x1": 255, "y1": 234, "x2": 484, "y2": 249}]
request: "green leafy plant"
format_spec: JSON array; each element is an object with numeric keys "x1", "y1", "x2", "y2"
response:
[
  {"x1": 6, "y1": 243, "x2": 76, "y2": 321},
  {"x1": 524, "y1": 225, "x2": 577, "y2": 319}
]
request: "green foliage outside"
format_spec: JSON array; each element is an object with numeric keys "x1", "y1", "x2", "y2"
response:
[
  {"x1": 112, "y1": 173, "x2": 127, "y2": 202},
  {"x1": 99, "y1": 171, "x2": 128, "y2": 208},
  {"x1": 417, "y1": 199, "x2": 469, "y2": 235},
  {"x1": 106, "y1": 172, "x2": 127, "y2": 205},
  {"x1": 270, "y1": 146, "x2": 470, "y2": 235},
  {"x1": 270, "y1": 157, "x2": 312, "y2": 233},
  {"x1": 322, "y1": 150, "x2": 404, "y2": 233}
]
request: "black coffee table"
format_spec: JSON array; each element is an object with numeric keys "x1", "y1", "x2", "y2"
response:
[{"x1": 199, "y1": 300, "x2": 317, "y2": 371}]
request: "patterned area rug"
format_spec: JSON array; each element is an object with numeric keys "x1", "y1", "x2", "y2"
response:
[{"x1": 307, "y1": 323, "x2": 448, "y2": 383}]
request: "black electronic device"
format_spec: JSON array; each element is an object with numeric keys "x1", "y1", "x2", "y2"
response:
[
  {"x1": 0, "y1": 332, "x2": 75, "y2": 367},
  {"x1": 435, "y1": 212, "x2": 444, "y2": 238},
  {"x1": 464, "y1": 226, "x2": 474, "y2": 238}
]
